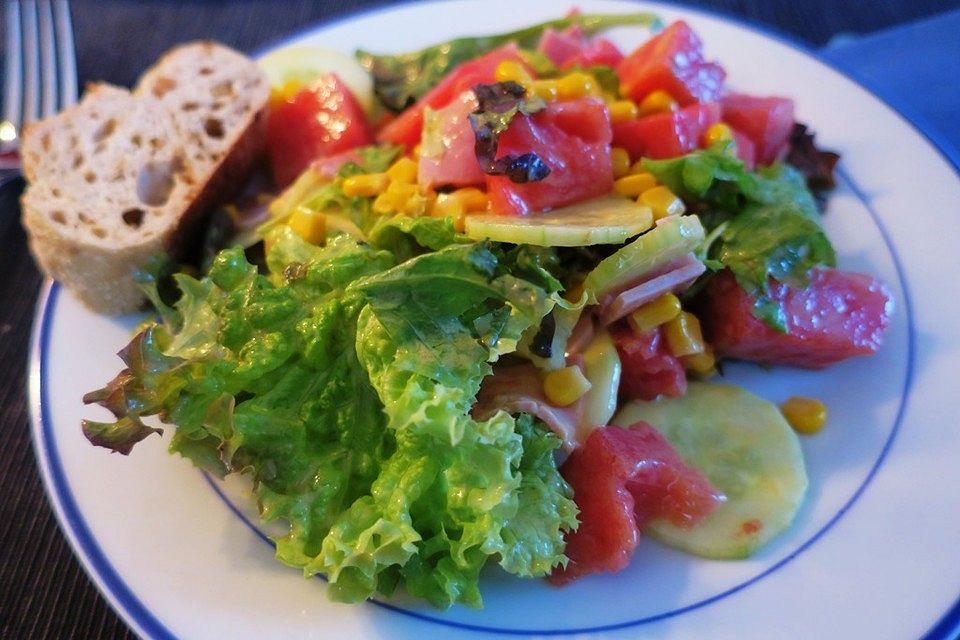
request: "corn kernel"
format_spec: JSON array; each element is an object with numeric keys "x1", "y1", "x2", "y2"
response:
[
  {"x1": 543, "y1": 365, "x2": 593, "y2": 407},
  {"x1": 372, "y1": 192, "x2": 394, "y2": 215},
  {"x1": 457, "y1": 187, "x2": 490, "y2": 212},
  {"x1": 287, "y1": 206, "x2": 326, "y2": 245},
  {"x1": 392, "y1": 181, "x2": 429, "y2": 216},
  {"x1": 608, "y1": 99, "x2": 639, "y2": 123},
  {"x1": 637, "y1": 89, "x2": 678, "y2": 116},
  {"x1": 342, "y1": 173, "x2": 390, "y2": 198},
  {"x1": 557, "y1": 72, "x2": 598, "y2": 101},
  {"x1": 614, "y1": 173, "x2": 658, "y2": 198},
  {"x1": 371, "y1": 181, "x2": 420, "y2": 215},
  {"x1": 432, "y1": 188, "x2": 488, "y2": 231},
  {"x1": 640, "y1": 185, "x2": 686, "y2": 220},
  {"x1": 682, "y1": 344, "x2": 716, "y2": 377},
  {"x1": 628, "y1": 293, "x2": 682, "y2": 333},
  {"x1": 432, "y1": 192, "x2": 464, "y2": 217},
  {"x1": 781, "y1": 397, "x2": 828, "y2": 434},
  {"x1": 431, "y1": 194, "x2": 466, "y2": 231},
  {"x1": 611, "y1": 147, "x2": 632, "y2": 178},
  {"x1": 495, "y1": 60, "x2": 533, "y2": 87},
  {"x1": 531, "y1": 79, "x2": 559, "y2": 101},
  {"x1": 627, "y1": 159, "x2": 649, "y2": 175},
  {"x1": 703, "y1": 122, "x2": 734, "y2": 146},
  {"x1": 387, "y1": 156, "x2": 418, "y2": 184},
  {"x1": 663, "y1": 311, "x2": 705, "y2": 358}
]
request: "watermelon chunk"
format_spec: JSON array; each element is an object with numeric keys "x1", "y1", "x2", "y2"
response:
[
  {"x1": 549, "y1": 423, "x2": 722, "y2": 585},
  {"x1": 538, "y1": 25, "x2": 624, "y2": 70},
  {"x1": 697, "y1": 268, "x2": 894, "y2": 368},
  {"x1": 487, "y1": 97, "x2": 613, "y2": 215},
  {"x1": 721, "y1": 93, "x2": 795, "y2": 166},
  {"x1": 265, "y1": 74, "x2": 373, "y2": 187},
  {"x1": 610, "y1": 323, "x2": 687, "y2": 401},
  {"x1": 616, "y1": 21, "x2": 725, "y2": 106},
  {"x1": 562, "y1": 37, "x2": 624, "y2": 70},
  {"x1": 612, "y1": 102, "x2": 721, "y2": 161},
  {"x1": 730, "y1": 127, "x2": 757, "y2": 170}
]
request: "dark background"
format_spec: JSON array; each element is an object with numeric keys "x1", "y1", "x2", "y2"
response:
[{"x1": 1, "y1": 1, "x2": 958, "y2": 637}]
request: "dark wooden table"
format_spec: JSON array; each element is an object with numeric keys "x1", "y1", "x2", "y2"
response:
[{"x1": 1, "y1": 1, "x2": 958, "y2": 637}]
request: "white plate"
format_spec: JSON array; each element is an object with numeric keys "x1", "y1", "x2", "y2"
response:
[{"x1": 29, "y1": 1, "x2": 960, "y2": 638}]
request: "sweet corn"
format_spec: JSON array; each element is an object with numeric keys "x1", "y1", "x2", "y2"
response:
[
  {"x1": 387, "y1": 156, "x2": 418, "y2": 184},
  {"x1": 607, "y1": 99, "x2": 639, "y2": 123},
  {"x1": 371, "y1": 181, "x2": 426, "y2": 216},
  {"x1": 557, "y1": 72, "x2": 598, "y2": 101},
  {"x1": 629, "y1": 293, "x2": 682, "y2": 333},
  {"x1": 455, "y1": 187, "x2": 489, "y2": 212},
  {"x1": 342, "y1": 173, "x2": 390, "y2": 198},
  {"x1": 288, "y1": 206, "x2": 326, "y2": 245},
  {"x1": 495, "y1": 60, "x2": 533, "y2": 87},
  {"x1": 627, "y1": 159, "x2": 648, "y2": 175},
  {"x1": 781, "y1": 397, "x2": 828, "y2": 434},
  {"x1": 432, "y1": 192, "x2": 464, "y2": 217},
  {"x1": 663, "y1": 311, "x2": 705, "y2": 358},
  {"x1": 682, "y1": 345, "x2": 717, "y2": 377},
  {"x1": 543, "y1": 365, "x2": 593, "y2": 407},
  {"x1": 614, "y1": 173, "x2": 658, "y2": 198},
  {"x1": 531, "y1": 79, "x2": 559, "y2": 102},
  {"x1": 432, "y1": 188, "x2": 488, "y2": 231},
  {"x1": 640, "y1": 185, "x2": 686, "y2": 220},
  {"x1": 372, "y1": 192, "x2": 394, "y2": 215},
  {"x1": 703, "y1": 122, "x2": 734, "y2": 146},
  {"x1": 433, "y1": 188, "x2": 488, "y2": 215},
  {"x1": 611, "y1": 147, "x2": 632, "y2": 178},
  {"x1": 432, "y1": 195, "x2": 466, "y2": 231},
  {"x1": 637, "y1": 89, "x2": 678, "y2": 116}
]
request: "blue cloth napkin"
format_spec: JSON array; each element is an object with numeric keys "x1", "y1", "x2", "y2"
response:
[{"x1": 820, "y1": 9, "x2": 960, "y2": 168}]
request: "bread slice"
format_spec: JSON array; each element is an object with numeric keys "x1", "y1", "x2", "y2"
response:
[{"x1": 20, "y1": 42, "x2": 269, "y2": 314}]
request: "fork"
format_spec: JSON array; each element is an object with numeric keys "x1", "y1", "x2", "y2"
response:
[{"x1": 1, "y1": 0, "x2": 77, "y2": 182}]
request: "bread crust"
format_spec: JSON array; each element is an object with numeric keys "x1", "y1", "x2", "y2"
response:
[{"x1": 20, "y1": 42, "x2": 269, "y2": 314}]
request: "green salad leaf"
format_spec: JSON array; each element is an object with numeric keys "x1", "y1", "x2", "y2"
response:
[
  {"x1": 643, "y1": 147, "x2": 836, "y2": 329},
  {"x1": 356, "y1": 12, "x2": 661, "y2": 112},
  {"x1": 83, "y1": 219, "x2": 575, "y2": 608}
]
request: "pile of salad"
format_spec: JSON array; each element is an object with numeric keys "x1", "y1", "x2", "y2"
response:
[{"x1": 82, "y1": 12, "x2": 893, "y2": 608}]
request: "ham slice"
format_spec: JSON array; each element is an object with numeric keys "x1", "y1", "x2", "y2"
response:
[
  {"x1": 417, "y1": 89, "x2": 486, "y2": 191},
  {"x1": 473, "y1": 361, "x2": 586, "y2": 450},
  {"x1": 599, "y1": 252, "x2": 706, "y2": 325}
]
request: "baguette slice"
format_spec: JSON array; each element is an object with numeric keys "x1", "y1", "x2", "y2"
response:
[{"x1": 21, "y1": 42, "x2": 269, "y2": 314}]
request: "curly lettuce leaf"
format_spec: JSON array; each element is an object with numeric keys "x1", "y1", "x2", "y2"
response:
[
  {"x1": 84, "y1": 220, "x2": 575, "y2": 609},
  {"x1": 315, "y1": 303, "x2": 574, "y2": 607},
  {"x1": 84, "y1": 229, "x2": 396, "y2": 559}
]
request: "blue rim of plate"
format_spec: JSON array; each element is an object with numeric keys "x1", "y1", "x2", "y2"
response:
[{"x1": 27, "y1": 0, "x2": 960, "y2": 637}]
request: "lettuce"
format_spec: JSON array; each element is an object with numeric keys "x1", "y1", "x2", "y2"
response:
[
  {"x1": 643, "y1": 147, "x2": 836, "y2": 329},
  {"x1": 83, "y1": 221, "x2": 576, "y2": 608}
]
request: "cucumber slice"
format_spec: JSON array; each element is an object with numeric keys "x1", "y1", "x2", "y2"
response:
[
  {"x1": 257, "y1": 46, "x2": 375, "y2": 115},
  {"x1": 463, "y1": 196, "x2": 653, "y2": 247},
  {"x1": 580, "y1": 328, "x2": 622, "y2": 433},
  {"x1": 613, "y1": 382, "x2": 808, "y2": 559},
  {"x1": 582, "y1": 214, "x2": 704, "y2": 299}
]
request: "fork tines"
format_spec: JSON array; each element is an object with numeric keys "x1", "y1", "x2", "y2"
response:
[{"x1": 1, "y1": 0, "x2": 77, "y2": 157}]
